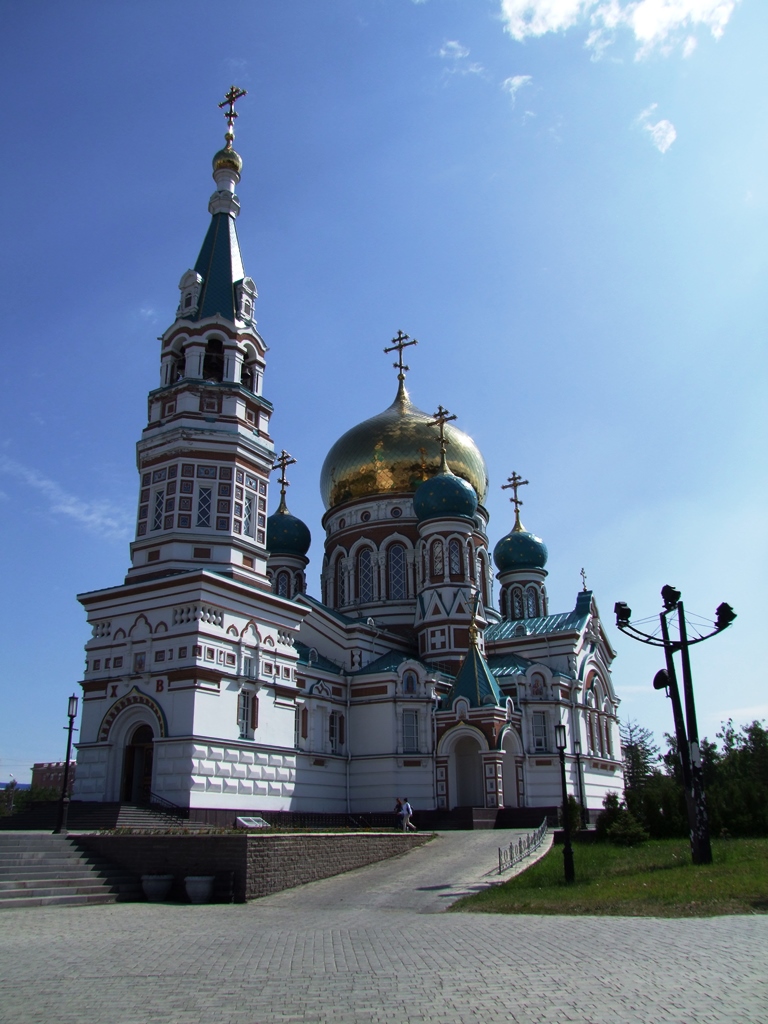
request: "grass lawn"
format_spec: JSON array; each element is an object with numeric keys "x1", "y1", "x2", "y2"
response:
[{"x1": 450, "y1": 838, "x2": 768, "y2": 917}]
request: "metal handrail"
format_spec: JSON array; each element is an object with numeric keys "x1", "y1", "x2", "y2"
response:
[
  {"x1": 148, "y1": 791, "x2": 190, "y2": 819},
  {"x1": 498, "y1": 818, "x2": 548, "y2": 874}
]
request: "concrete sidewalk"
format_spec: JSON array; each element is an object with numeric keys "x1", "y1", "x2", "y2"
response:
[{"x1": 0, "y1": 830, "x2": 764, "y2": 1024}]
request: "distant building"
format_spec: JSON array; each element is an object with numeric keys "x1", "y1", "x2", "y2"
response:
[{"x1": 31, "y1": 762, "x2": 75, "y2": 794}]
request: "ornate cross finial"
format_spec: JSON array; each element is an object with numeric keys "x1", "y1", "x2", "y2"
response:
[
  {"x1": 430, "y1": 404, "x2": 457, "y2": 461},
  {"x1": 580, "y1": 567, "x2": 588, "y2": 592},
  {"x1": 383, "y1": 330, "x2": 418, "y2": 383},
  {"x1": 219, "y1": 86, "x2": 247, "y2": 142},
  {"x1": 502, "y1": 471, "x2": 529, "y2": 531},
  {"x1": 272, "y1": 449, "x2": 297, "y2": 509}
]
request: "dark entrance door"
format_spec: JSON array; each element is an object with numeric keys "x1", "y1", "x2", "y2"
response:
[{"x1": 121, "y1": 724, "x2": 154, "y2": 804}]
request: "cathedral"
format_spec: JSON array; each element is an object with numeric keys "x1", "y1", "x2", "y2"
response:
[{"x1": 72, "y1": 93, "x2": 623, "y2": 824}]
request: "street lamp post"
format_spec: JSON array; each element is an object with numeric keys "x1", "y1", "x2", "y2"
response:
[
  {"x1": 555, "y1": 723, "x2": 575, "y2": 883},
  {"x1": 573, "y1": 740, "x2": 587, "y2": 828},
  {"x1": 53, "y1": 694, "x2": 79, "y2": 835},
  {"x1": 614, "y1": 589, "x2": 735, "y2": 866}
]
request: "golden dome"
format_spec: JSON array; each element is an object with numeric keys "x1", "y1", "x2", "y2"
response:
[
  {"x1": 212, "y1": 143, "x2": 243, "y2": 174},
  {"x1": 320, "y1": 383, "x2": 489, "y2": 510}
]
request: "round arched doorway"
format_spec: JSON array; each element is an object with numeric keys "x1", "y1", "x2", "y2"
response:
[
  {"x1": 453, "y1": 735, "x2": 484, "y2": 808},
  {"x1": 121, "y1": 723, "x2": 154, "y2": 804}
]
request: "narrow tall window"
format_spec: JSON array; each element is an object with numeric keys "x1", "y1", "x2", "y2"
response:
[
  {"x1": 152, "y1": 490, "x2": 165, "y2": 531},
  {"x1": 532, "y1": 711, "x2": 547, "y2": 752},
  {"x1": 243, "y1": 492, "x2": 254, "y2": 536},
  {"x1": 431, "y1": 539, "x2": 444, "y2": 577},
  {"x1": 197, "y1": 487, "x2": 212, "y2": 528},
  {"x1": 526, "y1": 588, "x2": 539, "y2": 618},
  {"x1": 403, "y1": 709, "x2": 419, "y2": 752},
  {"x1": 276, "y1": 571, "x2": 289, "y2": 598},
  {"x1": 329, "y1": 710, "x2": 344, "y2": 754},
  {"x1": 358, "y1": 547, "x2": 374, "y2": 603},
  {"x1": 388, "y1": 543, "x2": 407, "y2": 600},
  {"x1": 203, "y1": 338, "x2": 224, "y2": 382},
  {"x1": 336, "y1": 559, "x2": 346, "y2": 607},
  {"x1": 512, "y1": 589, "x2": 523, "y2": 619},
  {"x1": 237, "y1": 690, "x2": 252, "y2": 739},
  {"x1": 449, "y1": 538, "x2": 462, "y2": 576}
]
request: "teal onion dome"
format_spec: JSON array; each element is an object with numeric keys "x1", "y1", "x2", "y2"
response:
[
  {"x1": 493, "y1": 526, "x2": 548, "y2": 572},
  {"x1": 413, "y1": 464, "x2": 478, "y2": 522},
  {"x1": 266, "y1": 505, "x2": 311, "y2": 557}
]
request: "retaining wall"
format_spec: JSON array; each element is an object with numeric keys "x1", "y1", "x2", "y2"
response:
[{"x1": 75, "y1": 832, "x2": 432, "y2": 903}]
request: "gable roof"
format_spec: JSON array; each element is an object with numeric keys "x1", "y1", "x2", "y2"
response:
[{"x1": 485, "y1": 590, "x2": 593, "y2": 641}]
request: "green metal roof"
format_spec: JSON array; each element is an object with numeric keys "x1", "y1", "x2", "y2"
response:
[
  {"x1": 353, "y1": 651, "x2": 427, "y2": 676},
  {"x1": 485, "y1": 591, "x2": 593, "y2": 641},
  {"x1": 192, "y1": 212, "x2": 245, "y2": 322},
  {"x1": 294, "y1": 642, "x2": 343, "y2": 675},
  {"x1": 485, "y1": 652, "x2": 534, "y2": 676},
  {"x1": 447, "y1": 644, "x2": 503, "y2": 708}
]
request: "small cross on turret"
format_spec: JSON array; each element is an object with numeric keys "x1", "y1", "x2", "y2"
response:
[
  {"x1": 502, "y1": 471, "x2": 529, "y2": 531},
  {"x1": 580, "y1": 567, "x2": 588, "y2": 592},
  {"x1": 383, "y1": 330, "x2": 418, "y2": 383},
  {"x1": 272, "y1": 449, "x2": 297, "y2": 511},
  {"x1": 218, "y1": 85, "x2": 247, "y2": 143},
  {"x1": 430, "y1": 404, "x2": 457, "y2": 462}
]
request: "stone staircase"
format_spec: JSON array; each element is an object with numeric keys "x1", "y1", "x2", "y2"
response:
[
  {"x1": 0, "y1": 800, "x2": 203, "y2": 832},
  {"x1": 0, "y1": 833, "x2": 142, "y2": 909}
]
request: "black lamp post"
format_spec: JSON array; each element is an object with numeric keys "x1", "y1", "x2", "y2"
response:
[
  {"x1": 555, "y1": 723, "x2": 575, "y2": 883},
  {"x1": 573, "y1": 739, "x2": 587, "y2": 828},
  {"x1": 614, "y1": 588, "x2": 735, "y2": 866},
  {"x1": 53, "y1": 694, "x2": 79, "y2": 835}
]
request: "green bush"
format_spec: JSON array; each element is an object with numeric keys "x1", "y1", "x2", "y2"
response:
[{"x1": 606, "y1": 808, "x2": 649, "y2": 846}]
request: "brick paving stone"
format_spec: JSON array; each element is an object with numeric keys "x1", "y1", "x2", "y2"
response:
[{"x1": 0, "y1": 831, "x2": 765, "y2": 1024}]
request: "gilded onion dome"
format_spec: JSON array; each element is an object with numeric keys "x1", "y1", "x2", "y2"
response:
[
  {"x1": 320, "y1": 382, "x2": 489, "y2": 510},
  {"x1": 212, "y1": 142, "x2": 243, "y2": 174}
]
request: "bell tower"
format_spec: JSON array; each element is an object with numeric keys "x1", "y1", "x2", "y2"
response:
[{"x1": 128, "y1": 87, "x2": 273, "y2": 587}]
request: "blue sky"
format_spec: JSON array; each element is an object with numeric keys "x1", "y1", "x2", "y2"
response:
[{"x1": 1, "y1": 0, "x2": 765, "y2": 781}]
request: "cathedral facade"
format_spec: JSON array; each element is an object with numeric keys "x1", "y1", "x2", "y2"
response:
[{"x1": 72, "y1": 98, "x2": 623, "y2": 822}]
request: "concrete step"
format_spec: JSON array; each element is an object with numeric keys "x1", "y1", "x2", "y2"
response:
[{"x1": 0, "y1": 892, "x2": 125, "y2": 909}]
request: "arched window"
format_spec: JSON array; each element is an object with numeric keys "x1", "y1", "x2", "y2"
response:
[
  {"x1": 171, "y1": 351, "x2": 185, "y2": 382},
  {"x1": 336, "y1": 559, "x2": 346, "y2": 607},
  {"x1": 241, "y1": 362, "x2": 255, "y2": 391},
  {"x1": 431, "y1": 539, "x2": 444, "y2": 577},
  {"x1": 358, "y1": 547, "x2": 374, "y2": 603},
  {"x1": 448, "y1": 539, "x2": 462, "y2": 576},
  {"x1": 276, "y1": 571, "x2": 290, "y2": 598},
  {"x1": 203, "y1": 338, "x2": 224, "y2": 382},
  {"x1": 500, "y1": 589, "x2": 508, "y2": 618},
  {"x1": 525, "y1": 587, "x2": 539, "y2": 618},
  {"x1": 388, "y1": 543, "x2": 407, "y2": 600},
  {"x1": 403, "y1": 671, "x2": 417, "y2": 694},
  {"x1": 512, "y1": 588, "x2": 523, "y2": 619},
  {"x1": 294, "y1": 571, "x2": 304, "y2": 596}
]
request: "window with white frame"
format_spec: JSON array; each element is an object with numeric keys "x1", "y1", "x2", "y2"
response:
[
  {"x1": 388, "y1": 543, "x2": 407, "y2": 600},
  {"x1": 197, "y1": 487, "x2": 212, "y2": 528},
  {"x1": 329, "y1": 710, "x2": 344, "y2": 754},
  {"x1": 449, "y1": 538, "x2": 462, "y2": 576},
  {"x1": 532, "y1": 711, "x2": 547, "y2": 752},
  {"x1": 152, "y1": 490, "x2": 165, "y2": 531},
  {"x1": 403, "y1": 709, "x2": 419, "y2": 752},
  {"x1": 431, "y1": 539, "x2": 444, "y2": 577},
  {"x1": 336, "y1": 558, "x2": 346, "y2": 607},
  {"x1": 237, "y1": 690, "x2": 258, "y2": 739},
  {"x1": 358, "y1": 547, "x2": 374, "y2": 603}
]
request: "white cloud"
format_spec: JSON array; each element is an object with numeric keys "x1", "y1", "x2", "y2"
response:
[
  {"x1": 637, "y1": 102, "x2": 677, "y2": 152},
  {"x1": 499, "y1": 0, "x2": 740, "y2": 58},
  {"x1": 502, "y1": 74, "x2": 533, "y2": 105},
  {"x1": 0, "y1": 456, "x2": 132, "y2": 539},
  {"x1": 439, "y1": 39, "x2": 485, "y2": 75}
]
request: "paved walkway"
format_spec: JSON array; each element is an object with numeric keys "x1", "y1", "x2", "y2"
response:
[{"x1": 0, "y1": 831, "x2": 765, "y2": 1024}]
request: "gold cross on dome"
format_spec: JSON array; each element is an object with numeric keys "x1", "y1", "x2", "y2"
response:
[
  {"x1": 219, "y1": 86, "x2": 247, "y2": 135},
  {"x1": 272, "y1": 449, "x2": 297, "y2": 503},
  {"x1": 383, "y1": 330, "x2": 418, "y2": 382},
  {"x1": 430, "y1": 404, "x2": 457, "y2": 457},
  {"x1": 502, "y1": 471, "x2": 528, "y2": 530}
]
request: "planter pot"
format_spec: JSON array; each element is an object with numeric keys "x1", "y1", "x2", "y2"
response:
[
  {"x1": 184, "y1": 875, "x2": 215, "y2": 904},
  {"x1": 141, "y1": 874, "x2": 174, "y2": 902}
]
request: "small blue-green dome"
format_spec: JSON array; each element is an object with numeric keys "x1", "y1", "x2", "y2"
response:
[
  {"x1": 266, "y1": 508, "x2": 311, "y2": 556},
  {"x1": 493, "y1": 528, "x2": 548, "y2": 572},
  {"x1": 414, "y1": 469, "x2": 478, "y2": 522}
]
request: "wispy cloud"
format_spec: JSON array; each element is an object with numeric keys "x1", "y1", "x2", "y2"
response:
[
  {"x1": 0, "y1": 456, "x2": 133, "y2": 539},
  {"x1": 438, "y1": 39, "x2": 485, "y2": 75},
  {"x1": 637, "y1": 103, "x2": 677, "y2": 152},
  {"x1": 499, "y1": 0, "x2": 740, "y2": 59},
  {"x1": 502, "y1": 74, "x2": 533, "y2": 105}
]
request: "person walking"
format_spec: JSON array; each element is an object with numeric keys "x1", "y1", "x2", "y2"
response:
[
  {"x1": 402, "y1": 798, "x2": 416, "y2": 831},
  {"x1": 394, "y1": 797, "x2": 404, "y2": 830}
]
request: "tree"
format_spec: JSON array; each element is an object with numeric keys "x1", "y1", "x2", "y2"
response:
[{"x1": 620, "y1": 718, "x2": 661, "y2": 818}]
